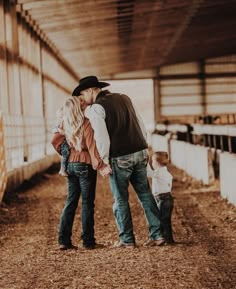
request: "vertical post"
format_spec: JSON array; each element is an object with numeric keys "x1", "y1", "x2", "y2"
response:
[
  {"x1": 39, "y1": 41, "x2": 47, "y2": 156},
  {"x1": 199, "y1": 60, "x2": 208, "y2": 146},
  {"x1": 233, "y1": 114, "x2": 236, "y2": 124},
  {"x1": 4, "y1": 0, "x2": 22, "y2": 115},
  {"x1": 17, "y1": 13, "x2": 28, "y2": 162},
  {"x1": 0, "y1": 111, "x2": 7, "y2": 203},
  {"x1": 0, "y1": 0, "x2": 10, "y2": 113},
  {"x1": 17, "y1": 12, "x2": 23, "y2": 115},
  {"x1": 228, "y1": 136, "x2": 232, "y2": 153},
  {"x1": 199, "y1": 60, "x2": 206, "y2": 116},
  {"x1": 153, "y1": 67, "x2": 161, "y2": 126}
]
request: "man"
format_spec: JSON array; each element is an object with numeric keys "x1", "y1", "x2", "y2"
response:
[{"x1": 72, "y1": 76, "x2": 165, "y2": 247}]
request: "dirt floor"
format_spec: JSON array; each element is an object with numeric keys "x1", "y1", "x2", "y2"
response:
[{"x1": 0, "y1": 164, "x2": 235, "y2": 289}]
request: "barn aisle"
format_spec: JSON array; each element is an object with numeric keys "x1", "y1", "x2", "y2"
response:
[{"x1": 0, "y1": 164, "x2": 235, "y2": 289}]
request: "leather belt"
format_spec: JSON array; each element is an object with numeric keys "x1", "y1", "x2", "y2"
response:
[{"x1": 156, "y1": 192, "x2": 171, "y2": 198}]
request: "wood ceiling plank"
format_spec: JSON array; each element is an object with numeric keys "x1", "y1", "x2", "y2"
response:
[
  {"x1": 37, "y1": 16, "x2": 117, "y2": 30},
  {"x1": 22, "y1": 0, "x2": 79, "y2": 10},
  {"x1": 26, "y1": 2, "x2": 186, "y2": 20},
  {"x1": 23, "y1": 1, "x2": 131, "y2": 16},
  {"x1": 17, "y1": 0, "x2": 43, "y2": 3},
  {"x1": 35, "y1": 10, "x2": 183, "y2": 34},
  {"x1": 24, "y1": 0, "x2": 134, "y2": 11},
  {"x1": 18, "y1": 0, "x2": 118, "y2": 5}
]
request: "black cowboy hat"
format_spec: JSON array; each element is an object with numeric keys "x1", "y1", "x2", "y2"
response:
[{"x1": 72, "y1": 76, "x2": 110, "y2": 96}]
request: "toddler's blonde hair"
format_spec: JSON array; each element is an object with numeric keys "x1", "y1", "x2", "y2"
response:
[{"x1": 153, "y1": 151, "x2": 169, "y2": 166}]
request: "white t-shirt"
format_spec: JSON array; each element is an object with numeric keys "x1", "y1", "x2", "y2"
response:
[{"x1": 147, "y1": 164, "x2": 173, "y2": 197}]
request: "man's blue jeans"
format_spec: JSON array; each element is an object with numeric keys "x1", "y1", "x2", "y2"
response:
[
  {"x1": 109, "y1": 149, "x2": 163, "y2": 244},
  {"x1": 58, "y1": 162, "x2": 97, "y2": 247}
]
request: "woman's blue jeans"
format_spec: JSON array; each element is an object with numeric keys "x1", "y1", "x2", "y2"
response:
[
  {"x1": 58, "y1": 162, "x2": 97, "y2": 247},
  {"x1": 109, "y1": 149, "x2": 163, "y2": 244}
]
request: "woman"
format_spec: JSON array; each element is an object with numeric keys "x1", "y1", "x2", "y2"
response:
[{"x1": 51, "y1": 96, "x2": 106, "y2": 250}]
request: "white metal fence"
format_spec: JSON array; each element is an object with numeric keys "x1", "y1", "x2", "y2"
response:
[{"x1": 2, "y1": 113, "x2": 55, "y2": 172}]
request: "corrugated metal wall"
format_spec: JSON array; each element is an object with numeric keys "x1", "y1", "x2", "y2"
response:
[
  {"x1": 205, "y1": 55, "x2": 236, "y2": 114},
  {"x1": 157, "y1": 56, "x2": 236, "y2": 121}
]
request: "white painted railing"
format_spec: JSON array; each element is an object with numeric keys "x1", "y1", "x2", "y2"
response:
[
  {"x1": 3, "y1": 113, "x2": 55, "y2": 172},
  {"x1": 220, "y1": 152, "x2": 236, "y2": 205},
  {"x1": 0, "y1": 113, "x2": 58, "y2": 200},
  {"x1": 169, "y1": 140, "x2": 215, "y2": 185},
  {"x1": 0, "y1": 111, "x2": 7, "y2": 202},
  {"x1": 151, "y1": 133, "x2": 170, "y2": 153}
]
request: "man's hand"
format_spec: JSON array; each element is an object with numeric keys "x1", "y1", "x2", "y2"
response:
[{"x1": 99, "y1": 164, "x2": 112, "y2": 178}]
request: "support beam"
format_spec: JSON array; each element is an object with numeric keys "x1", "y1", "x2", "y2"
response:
[
  {"x1": 199, "y1": 59, "x2": 206, "y2": 116},
  {"x1": 4, "y1": 0, "x2": 22, "y2": 114},
  {"x1": 161, "y1": 0, "x2": 204, "y2": 65},
  {"x1": 0, "y1": 0, "x2": 10, "y2": 113},
  {"x1": 153, "y1": 68, "x2": 162, "y2": 125},
  {"x1": 0, "y1": 112, "x2": 7, "y2": 203}
]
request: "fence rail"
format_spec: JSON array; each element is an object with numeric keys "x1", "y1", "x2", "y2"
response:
[
  {"x1": 2, "y1": 113, "x2": 55, "y2": 172},
  {"x1": 0, "y1": 112, "x2": 7, "y2": 202}
]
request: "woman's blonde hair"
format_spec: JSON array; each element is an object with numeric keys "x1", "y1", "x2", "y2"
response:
[{"x1": 62, "y1": 96, "x2": 84, "y2": 151}]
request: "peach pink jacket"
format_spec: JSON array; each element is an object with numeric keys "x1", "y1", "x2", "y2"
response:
[{"x1": 51, "y1": 119, "x2": 105, "y2": 170}]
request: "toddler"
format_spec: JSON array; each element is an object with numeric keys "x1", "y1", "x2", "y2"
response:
[{"x1": 147, "y1": 151, "x2": 174, "y2": 244}]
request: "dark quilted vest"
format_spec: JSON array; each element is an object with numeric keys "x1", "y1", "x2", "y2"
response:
[{"x1": 95, "y1": 90, "x2": 147, "y2": 157}]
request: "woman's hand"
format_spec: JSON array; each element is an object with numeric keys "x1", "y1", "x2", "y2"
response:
[{"x1": 99, "y1": 164, "x2": 112, "y2": 178}]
